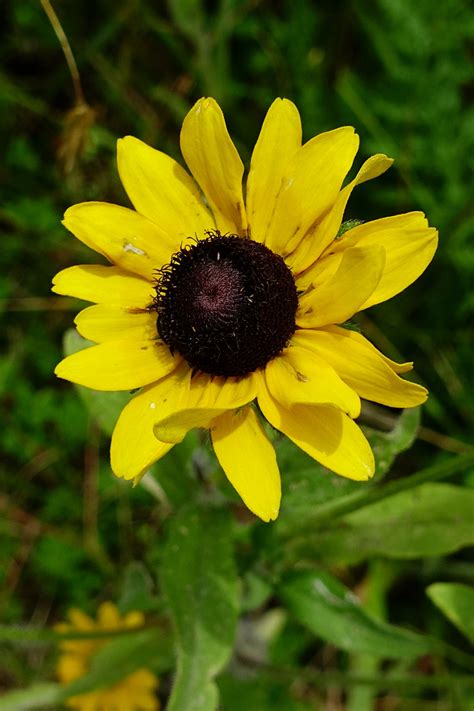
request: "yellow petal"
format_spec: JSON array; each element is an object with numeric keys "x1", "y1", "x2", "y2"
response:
[
  {"x1": 55, "y1": 339, "x2": 178, "y2": 391},
  {"x1": 328, "y1": 211, "x2": 429, "y2": 243},
  {"x1": 211, "y1": 406, "x2": 281, "y2": 522},
  {"x1": 316, "y1": 212, "x2": 438, "y2": 308},
  {"x1": 52, "y1": 265, "x2": 153, "y2": 307},
  {"x1": 246, "y1": 98, "x2": 302, "y2": 244},
  {"x1": 378, "y1": 352, "x2": 413, "y2": 374},
  {"x1": 293, "y1": 326, "x2": 427, "y2": 407},
  {"x1": 153, "y1": 371, "x2": 257, "y2": 443},
  {"x1": 264, "y1": 127, "x2": 359, "y2": 256},
  {"x1": 56, "y1": 654, "x2": 88, "y2": 683},
  {"x1": 62, "y1": 202, "x2": 180, "y2": 280},
  {"x1": 305, "y1": 325, "x2": 413, "y2": 374},
  {"x1": 265, "y1": 347, "x2": 360, "y2": 417},
  {"x1": 297, "y1": 245, "x2": 385, "y2": 328},
  {"x1": 180, "y1": 97, "x2": 247, "y2": 235},
  {"x1": 75, "y1": 304, "x2": 157, "y2": 343},
  {"x1": 97, "y1": 602, "x2": 120, "y2": 628},
  {"x1": 124, "y1": 611, "x2": 145, "y2": 628},
  {"x1": 258, "y1": 378, "x2": 374, "y2": 481},
  {"x1": 306, "y1": 325, "x2": 413, "y2": 374},
  {"x1": 111, "y1": 364, "x2": 191, "y2": 480},
  {"x1": 294, "y1": 248, "x2": 339, "y2": 292},
  {"x1": 67, "y1": 609, "x2": 94, "y2": 630},
  {"x1": 289, "y1": 154, "x2": 393, "y2": 274},
  {"x1": 125, "y1": 669, "x2": 159, "y2": 692},
  {"x1": 117, "y1": 136, "x2": 213, "y2": 242}
]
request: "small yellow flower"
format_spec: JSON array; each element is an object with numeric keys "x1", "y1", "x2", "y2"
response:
[
  {"x1": 56, "y1": 602, "x2": 159, "y2": 710},
  {"x1": 53, "y1": 97, "x2": 437, "y2": 522}
]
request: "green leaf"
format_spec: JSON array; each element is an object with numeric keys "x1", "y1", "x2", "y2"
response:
[
  {"x1": 161, "y1": 507, "x2": 239, "y2": 711},
  {"x1": 151, "y1": 431, "x2": 201, "y2": 507},
  {"x1": 427, "y1": 583, "x2": 474, "y2": 644},
  {"x1": 275, "y1": 463, "x2": 358, "y2": 539},
  {"x1": 337, "y1": 218, "x2": 364, "y2": 238},
  {"x1": 364, "y1": 406, "x2": 421, "y2": 477},
  {"x1": 118, "y1": 561, "x2": 157, "y2": 614},
  {"x1": 0, "y1": 684, "x2": 64, "y2": 711},
  {"x1": 289, "y1": 484, "x2": 474, "y2": 564},
  {"x1": 63, "y1": 329, "x2": 132, "y2": 435},
  {"x1": 280, "y1": 570, "x2": 431, "y2": 659},
  {"x1": 275, "y1": 438, "x2": 360, "y2": 539}
]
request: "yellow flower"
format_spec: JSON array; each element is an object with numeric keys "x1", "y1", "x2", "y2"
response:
[
  {"x1": 53, "y1": 98, "x2": 437, "y2": 522},
  {"x1": 55, "y1": 602, "x2": 159, "y2": 710}
]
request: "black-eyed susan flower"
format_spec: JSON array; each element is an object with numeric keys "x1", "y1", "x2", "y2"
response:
[
  {"x1": 56, "y1": 602, "x2": 159, "y2": 710},
  {"x1": 53, "y1": 98, "x2": 437, "y2": 522}
]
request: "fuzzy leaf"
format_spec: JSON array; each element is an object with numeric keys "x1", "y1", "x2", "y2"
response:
[
  {"x1": 161, "y1": 507, "x2": 238, "y2": 711},
  {"x1": 280, "y1": 570, "x2": 431, "y2": 659}
]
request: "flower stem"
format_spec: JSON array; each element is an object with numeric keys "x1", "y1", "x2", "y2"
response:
[{"x1": 39, "y1": 0, "x2": 85, "y2": 106}]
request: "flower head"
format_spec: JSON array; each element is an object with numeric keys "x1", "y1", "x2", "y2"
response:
[
  {"x1": 55, "y1": 602, "x2": 159, "y2": 710},
  {"x1": 53, "y1": 97, "x2": 438, "y2": 522}
]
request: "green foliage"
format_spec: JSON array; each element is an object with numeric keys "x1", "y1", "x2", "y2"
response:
[
  {"x1": 427, "y1": 583, "x2": 474, "y2": 644},
  {"x1": 1, "y1": 0, "x2": 473, "y2": 709},
  {"x1": 280, "y1": 570, "x2": 431, "y2": 659},
  {"x1": 219, "y1": 674, "x2": 313, "y2": 710},
  {"x1": 161, "y1": 507, "x2": 239, "y2": 711},
  {"x1": 117, "y1": 561, "x2": 158, "y2": 615},
  {"x1": 31, "y1": 535, "x2": 103, "y2": 606},
  {"x1": 288, "y1": 483, "x2": 474, "y2": 565},
  {"x1": 365, "y1": 406, "x2": 421, "y2": 477}
]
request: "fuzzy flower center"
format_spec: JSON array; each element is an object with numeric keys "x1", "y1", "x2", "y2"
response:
[{"x1": 154, "y1": 231, "x2": 298, "y2": 377}]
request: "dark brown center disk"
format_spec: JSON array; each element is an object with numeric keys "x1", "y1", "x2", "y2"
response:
[{"x1": 154, "y1": 232, "x2": 298, "y2": 377}]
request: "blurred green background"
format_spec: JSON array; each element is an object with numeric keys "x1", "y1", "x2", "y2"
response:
[{"x1": 1, "y1": 1, "x2": 473, "y2": 709}]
